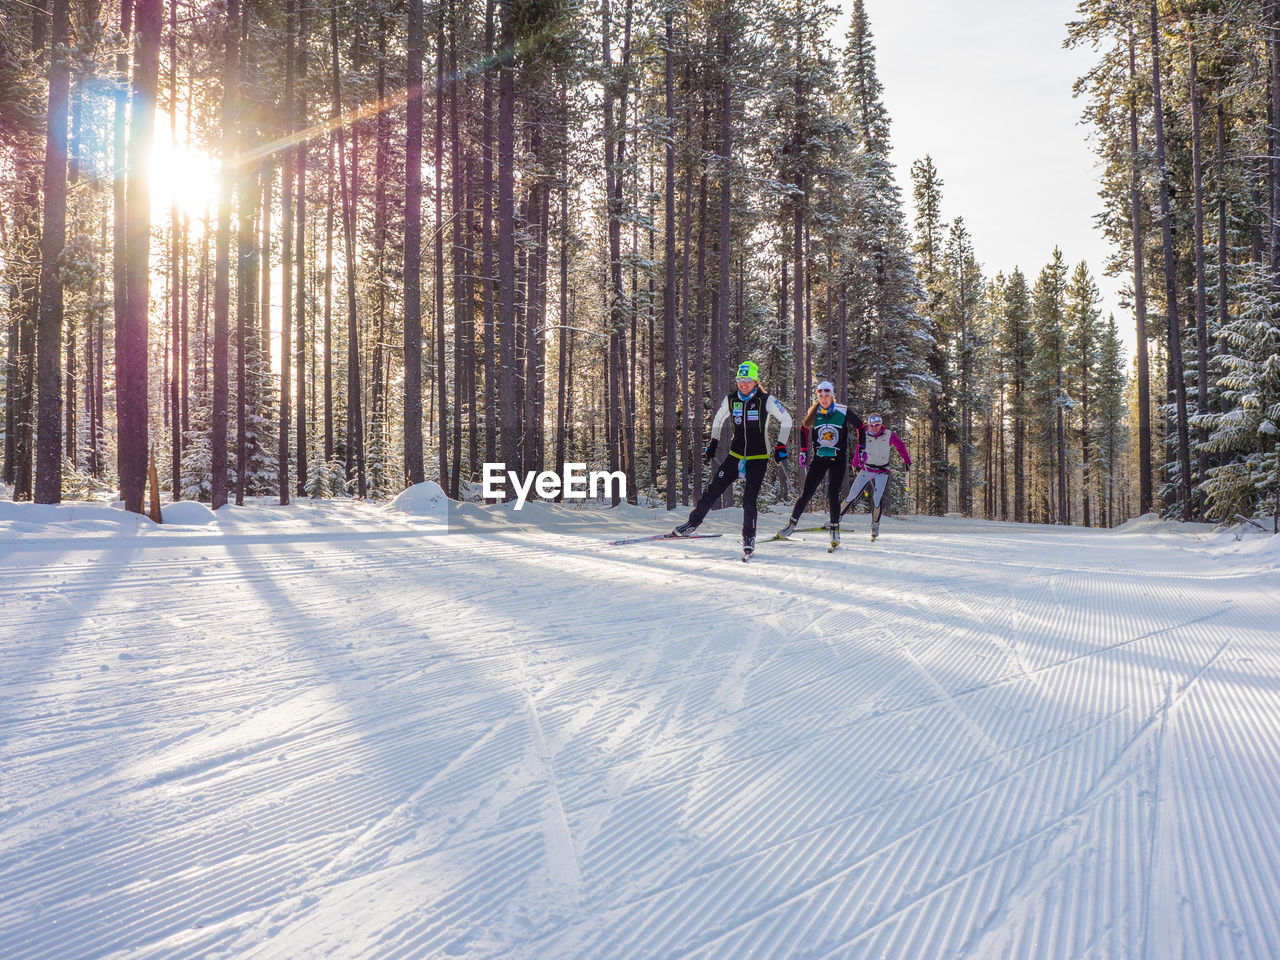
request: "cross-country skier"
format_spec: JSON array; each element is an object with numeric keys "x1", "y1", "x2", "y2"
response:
[
  {"x1": 774, "y1": 381, "x2": 862, "y2": 550},
  {"x1": 842, "y1": 412, "x2": 910, "y2": 540},
  {"x1": 672, "y1": 361, "x2": 793, "y2": 557}
]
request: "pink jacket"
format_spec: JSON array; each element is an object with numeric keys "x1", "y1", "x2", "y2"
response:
[{"x1": 853, "y1": 429, "x2": 910, "y2": 472}]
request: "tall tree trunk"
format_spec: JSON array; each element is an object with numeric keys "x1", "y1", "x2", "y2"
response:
[
  {"x1": 1189, "y1": 32, "x2": 1209, "y2": 514},
  {"x1": 481, "y1": 0, "x2": 497, "y2": 466},
  {"x1": 3, "y1": 0, "x2": 45, "y2": 494},
  {"x1": 295, "y1": 0, "x2": 309, "y2": 496},
  {"x1": 679, "y1": 80, "x2": 693, "y2": 506},
  {"x1": 120, "y1": 0, "x2": 163, "y2": 512},
  {"x1": 450, "y1": 5, "x2": 466, "y2": 496},
  {"x1": 324, "y1": 135, "x2": 335, "y2": 464},
  {"x1": 168, "y1": 0, "x2": 181, "y2": 495},
  {"x1": 35, "y1": 0, "x2": 72, "y2": 503},
  {"x1": 434, "y1": 0, "x2": 448, "y2": 489},
  {"x1": 603, "y1": 0, "x2": 623, "y2": 502},
  {"x1": 497, "y1": 0, "x2": 518, "y2": 479},
  {"x1": 65, "y1": 77, "x2": 80, "y2": 471},
  {"x1": 372, "y1": 14, "x2": 389, "y2": 494},
  {"x1": 1128, "y1": 23, "x2": 1153, "y2": 516},
  {"x1": 236, "y1": 1, "x2": 255, "y2": 505},
  {"x1": 332, "y1": 2, "x2": 365, "y2": 496},
  {"x1": 279, "y1": 0, "x2": 295, "y2": 504},
  {"x1": 695, "y1": 166, "x2": 707, "y2": 498},
  {"x1": 403, "y1": 0, "x2": 424, "y2": 483},
  {"x1": 556, "y1": 174, "x2": 570, "y2": 479},
  {"x1": 1150, "y1": 0, "x2": 1193, "y2": 520},
  {"x1": 1216, "y1": 102, "x2": 1228, "y2": 364},
  {"x1": 663, "y1": 7, "x2": 678, "y2": 509},
  {"x1": 617, "y1": 0, "x2": 636, "y2": 502},
  {"x1": 259, "y1": 163, "x2": 272, "y2": 360},
  {"x1": 791, "y1": 25, "x2": 805, "y2": 487},
  {"x1": 1271, "y1": 0, "x2": 1280, "y2": 283},
  {"x1": 719, "y1": 9, "x2": 734, "y2": 459},
  {"x1": 959, "y1": 285, "x2": 971, "y2": 516}
]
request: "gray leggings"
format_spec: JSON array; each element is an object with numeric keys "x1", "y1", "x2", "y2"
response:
[{"x1": 844, "y1": 470, "x2": 889, "y2": 521}]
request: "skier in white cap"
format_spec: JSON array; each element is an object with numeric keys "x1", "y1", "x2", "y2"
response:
[{"x1": 774, "y1": 381, "x2": 862, "y2": 551}]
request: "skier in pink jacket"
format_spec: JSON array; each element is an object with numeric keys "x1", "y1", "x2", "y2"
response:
[{"x1": 843, "y1": 412, "x2": 910, "y2": 541}]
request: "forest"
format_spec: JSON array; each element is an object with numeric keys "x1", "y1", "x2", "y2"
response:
[{"x1": 1, "y1": 0, "x2": 1278, "y2": 529}]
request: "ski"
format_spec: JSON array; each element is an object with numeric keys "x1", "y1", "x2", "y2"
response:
[
  {"x1": 608, "y1": 532, "x2": 724, "y2": 546},
  {"x1": 764, "y1": 534, "x2": 805, "y2": 543},
  {"x1": 828, "y1": 542, "x2": 839, "y2": 553}
]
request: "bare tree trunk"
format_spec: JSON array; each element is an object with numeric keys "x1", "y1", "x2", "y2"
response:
[
  {"x1": 120, "y1": 0, "x2": 163, "y2": 511},
  {"x1": 324, "y1": 136, "x2": 335, "y2": 464},
  {"x1": 1272, "y1": 0, "x2": 1280, "y2": 284},
  {"x1": 791, "y1": 25, "x2": 805, "y2": 488},
  {"x1": 1128, "y1": 23, "x2": 1153, "y2": 515},
  {"x1": 719, "y1": 10, "x2": 733, "y2": 439},
  {"x1": 167, "y1": 0, "x2": 181, "y2": 494},
  {"x1": 481, "y1": 0, "x2": 497, "y2": 467},
  {"x1": 332, "y1": 1, "x2": 365, "y2": 496},
  {"x1": 235, "y1": 2, "x2": 255, "y2": 506},
  {"x1": 1189, "y1": 32, "x2": 1209, "y2": 514},
  {"x1": 1216, "y1": 102, "x2": 1229, "y2": 367},
  {"x1": 1150, "y1": 0, "x2": 1193, "y2": 520},
  {"x1": 97, "y1": 0, "x2": 130, "y2": 502},
  {"x1": 679, "y1": 80, "x2": 693, "y2": 505},
  {"x1": 497, "y1": 0, "x2": 518, "y2": 479},
  {"x1": 35, "y1": 0, "x2": 72, "y2": 503},
  {"x1": 663, "y1": 7, "x2": 678, "y2": 509},
  {"x1": 694, "y1": 170, "x2": 707, "y2": 502},
  {"x1": 294, "y1": 0, "x2": 309, "y2": 495},
  {"x1": 603, "y1": 0, "x2": 624, "y2": 503},
  {"x1": 403, "y1": 0, "x2": 424, "y2": 483},
  {"x1": 259, "y1": 163, "x2": 271, "y2": 360},
  {"x1": 434, "y1": 0, "x2": 448, "y2": 489},
  {"x1": 278, "y1": 0, "x2": 295, "y2": 504},
  {"x1": 449, "y1": 5, "x2": 467, "y2": 496},
  {"x1": 617, "y1": 0, "x2": 637, "y2": 502},
  {"x1": 555, "y1": 174, "x2": 569, "y2": 480}
]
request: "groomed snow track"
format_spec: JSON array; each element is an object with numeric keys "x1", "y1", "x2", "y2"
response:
[{"x1": 2, "y1": 502, "x2": 1278, "y2": 959}]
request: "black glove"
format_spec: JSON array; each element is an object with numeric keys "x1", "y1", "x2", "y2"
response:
[
  {"x1": 773, "y1": 442, "x2": 788, "y2": 462},
  {"x1": 702, "y1": 438, "x2": 718, "y2": 464}
]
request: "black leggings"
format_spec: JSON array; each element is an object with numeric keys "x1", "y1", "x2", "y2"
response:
[
  {"x1": 790, "y1": 457, "x2": 847, "y2": 527},
  {"x1": 687, "y1": 456, "x2": 769, "y2": 542}
]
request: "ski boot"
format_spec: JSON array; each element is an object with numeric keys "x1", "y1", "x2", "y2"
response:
[
  {"x1": 773, "y1": 520, "x2": 797, "y2": 541},
  {"x1": 828, "y1": 525, "x2": 840, "y2": 553},
  {"x1": 671, "y1": 520, "x2": 699, "y2": 538},
  {"x1": 870, "y1": 521, "x2": 879, "y2": 541},
  {"x1": 742, "y1": 537, "x2": 755, "y2": 561}
]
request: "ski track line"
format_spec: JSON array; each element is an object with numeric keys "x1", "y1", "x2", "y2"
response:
[
  {"x1": 542, "y1": 686, "x2": 1162, "y2": 960},
  {"x1": 5, "y1": 516, "x2": 1275, "y2": 960}
]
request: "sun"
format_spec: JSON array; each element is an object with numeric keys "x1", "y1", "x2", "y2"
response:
[{"x1": 148, "y1": 132, "x2": 219, "y2": 223}]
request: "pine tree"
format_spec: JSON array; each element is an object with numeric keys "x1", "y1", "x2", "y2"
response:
[
  {"x1": 1095, "y1": 313, "x2": 1129, "y2": 527},
  {"x1": 1000, "y1": 268, "x2": 1034, "y2": 522},
  {"x1": 1067, "y1": 261, "x2": 1102, "y2": 526},
  {"x1": 1200, "y1": 264, "x2": 1280, "y2": 524},
  {"x1": 911, "y1": 155, "x2": 952, "y2": 515},
  {"x1": 1031, "y1": 249, "x2": 1070, "y2": 523}
]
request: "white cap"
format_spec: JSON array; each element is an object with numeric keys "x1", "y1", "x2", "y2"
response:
[{"x1": 816, "y1": 380, "x2": 834, "y2": 392}]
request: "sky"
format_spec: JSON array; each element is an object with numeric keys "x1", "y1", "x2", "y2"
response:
[{"x1": 844, "y1": 0, "x2": 1130, "y2": 348}]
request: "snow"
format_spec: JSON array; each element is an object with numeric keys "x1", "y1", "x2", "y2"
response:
[
  {"x1": 3, "y1": 500, "x2": 1279, "y2": 959},
  {"x1": 389, "y1": 481, "x2": 451, "y2": 523},
  {"x1": 161, "y1": 500, "x2": 218, "y2": 526}
]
